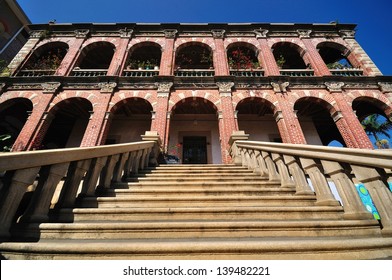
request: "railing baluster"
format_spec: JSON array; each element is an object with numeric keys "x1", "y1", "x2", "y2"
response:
[
  {"x1": 272, "y1": 153, "x2": 295, "y2": 188},
  {"x1": 99, "y1": 155, "x2": 120, "y2": 190},
  {"x1": 283, "y1": 155, "x2": 313, "y2": 195},
  {"x1": 80, "y1": 156, "x2": 108, "y2": 197},
  {"x1": 261, "y1": 151, "x2": 280, "y2": 183},
  {"x1": 112, "y1": 152, "x2": 130, "y2": 182}
]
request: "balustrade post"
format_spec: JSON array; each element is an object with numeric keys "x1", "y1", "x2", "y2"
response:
[
  {"x1": 255, "y1": 150, "x2": 269, "y2": 179},
  {"x1": 261, "y1": 151, "x2": 280, "y2": 183},
  {"x1": 300, "y1": 158, "x2": 340, "y2": 206},
  {"x1": 272, "y1": 153, "x2": 295, "y2": 188},
  {"x1": 141, "y1": 131, "x2": 162, "y2": 167},
  {"x1": 112, "y1": 152, "x2": 130, "y2": 183},
  {"x1": 81, "y1": 156, "x2": 108, "y2": 196},
  {"x1": 132, "y1": 150, "x2": 144, "y2": 175},
  {"x1": 0, "y1": 167, "x2": 40, "y2": 238},
  {"x1": 99, "y1": 154, "x2": 120, "y2": 190},
  {"x1": 228, "y1": 132, "x2": 249, "y2": 165},
  {"x1": 124, "y1": 151, "x2": 137, "y2": 178},
  {"x1": 20, "y1": 163, "x2": 70, "y2": 223},
  {"x1": 283, "y1": 155, "x2": 313, "y2": 195},
  {"x1": 351, "y1": 165, "x2": 392, "y2": 236},
  {"x1": 322, "y1": 161, "x2": 374, "y2": 220},
  {"x1": 56, "y1": 159, "x2": 91, "y2": 208}
]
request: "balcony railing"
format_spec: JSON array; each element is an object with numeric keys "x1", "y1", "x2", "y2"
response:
[
  {"x1": 230, "y1": 69, "x2": 264, "y2": 77},
  {"x1": 174, "y1": 69, "x2": 215, "y2": 77},
  {"x1": 122, "y1": 69, "x2": 159, "y2": 77},
  {"x1": 71, "y1": 69, "x2": 108, "y2": 77},
  {"x1": 280, "y1": 69, "x2": 314, "y2": 77},
  {"x1": 330, "y1": 69, "x2": 363, "y2": 77},
  {"x1": 16, "y1": 69, "x2": 56, "y2": 77}
]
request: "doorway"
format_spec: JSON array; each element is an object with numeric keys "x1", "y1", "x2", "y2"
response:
[{"x1": 182, "y1": 136, "x2": 207, "y2": 164}]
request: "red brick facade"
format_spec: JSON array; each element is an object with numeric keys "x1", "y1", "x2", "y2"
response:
[{"x1": 1, "y1": 23, "x2": 391, "y2": 163}]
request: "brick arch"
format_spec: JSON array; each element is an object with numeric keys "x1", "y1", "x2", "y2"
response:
[
  {"x1": 0, "y1": 91, "x2": 40, "y2": 107},
  {"x1": 0, "y1": 96, "x2": 33, "y2": 112},
  {"x1": 235, "y1": 96, "x2": 277, "y2": 114},
  {"x1": 48, "y1": 94, "x2": 95, "y2": 113},
  {"x1": 225, "y1": 41, "x2": 259, "y2": 53},
  {"x1": 168, "y1": 91, "x2": 221, "y2": 112},
  {"x1": 316, "y1": 40, "x2": 361, "y2": 68},
  {"x1": 271, "y1": 40, "x2": 311, "y2": 68},
  {"x1": 174, "y1": 38, "x2": 215, "y2": 51},
  {"x1": 232, "y1": 91, "x2": 280, "y2": 113},
  {"x1": 294, "y1": 95, "x2": 339, "y2": 115},
  {"x1": 127, "y1": 39, "x2": 165, "y2": 52},
  {"x1": 34, "y1": 38, "x2": 70, "y2": 50},
  {"x1": 224, "y1": 37, "x2": 260, "y2": 49},
  {"x1": 109, "y1": 93, "x2": 155, "y2": 113},
  {"x1": 351, "y1": 94, "x2": 392, "y2": 118},
  {"x1": 81, "y1": 37, "x2": 120, "y2": 49}
]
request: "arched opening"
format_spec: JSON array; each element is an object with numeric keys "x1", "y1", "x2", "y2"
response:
[
  {"x1": 272, "y1": 42, "x2": 307, "y2": 69},
  {"x1": 72, "y1": 42, "x2": 115, "y2": 76},
  {"x1": 0, "y1": 98, "x2": 33, "y2": 151},
  {"x1": 227, "y1": 43, "x2": 260, "y2": 70},
  {"x1": 353, "y1": 97, "x2": 392, "y2": 149},
  {"x1": 236, "y1": 98, "x2": 281, "y2": 142},
  {"x1": 41, "y1": 98, "x2": 92, "y2": 149},
  {"x1": 17, "y1": 42, "x2": 68, "y2": 76},
  {"x1": 317, "y1": 42, "x2": 353, "y2": 69},
  {"x1": 105, "y1": 98, "x2": 153, "y2": 144},
  {"x1": 125, "y1": 43, "x2": 162, "y2": 70},
  {"x1": 169, "y1": 97, "x2": 221, "y2": 164},
  {"x1": 175, "y1": 44, "x2": 213, "y2": 69},
  {"x1": 294, "y1": 98, "x2": 345, "y2": 146}
]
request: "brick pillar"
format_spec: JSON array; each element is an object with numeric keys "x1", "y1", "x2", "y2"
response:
[
  {"x1": 107, "y1": 29, "x2": 132, "y2": 76},
  {"x1": 12, "y1": 82, "x2": 62, "y2": 151},
  {"x1": 325, "y1": 82, "x2": 373, "y2": 149},
  {"x1": 255, "y1": 29, "x2": 280, "y2": 76},
  {"x1": 159, "y1": 30, "x2": 177, "y2": 76},
  {"x1": 150, "y1": 82, "x2": 173, "y2": 148},
  {"x1": 7, "y1": 31, "x2": 43, "y2": 75},
  {"x1": 55, "y1": 29, "x2": 90, "y2": 76},
  {"x1": 211, "y1": 30, "x2": 229, "y2": 76},
  {"x1": 298, "y1": 30, "x2": 331, "y2": 76},
  {"x1": 80, "y1": 84, "x2": 115, "y2": 147},
  {"x1": 217, "y1": 82, "x2": 237, "y2": 163}
]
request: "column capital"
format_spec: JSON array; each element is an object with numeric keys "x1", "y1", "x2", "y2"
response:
[
  {"x1": 297, "y1": 29, "x2": 312, "y2": 38},
  {"x1": 98, "y1": 82, "x2": 117, "y2": 93},
  {"x1": 156, "y1": 82, "x2": 173, "y2": 97},
  {"x1": 119, "y1": 28, "x2": 133, "y2": 38},
  {"x1": 271, "y1": 81, "x2": 289, "y2": 93},
  {"x1": 29, "y1": 30, "x2": 45, "y2": 39},
  {"x1": 74, "y1": 29, "x2": 90, "y2": 38},
  {"x1": 378, "y1": 82, "x2": 392, "y2": 93},
  {"x1": 163, "y1": 29, "x2": 178, "y2": 38},
  {"x1": 41, "y1": 82, "x2": 61, "y2": 93},
  {"x1": 325, "y1": 81, "x2": 345, "y2": 92},
  {"x1": 254, "y1": 28, "x2": 269, "y2": 38},
  {"x1": 339, "y1": 29, "x2": 356, "y2": 39},
  {"x1": 211, "y1": 29, "x2": 225, "y2": 39},
  {"x1": 216, "y1": 81, "x2": 234, "y2": 95}
]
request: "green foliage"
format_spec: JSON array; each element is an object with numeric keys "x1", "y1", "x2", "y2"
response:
[
  {"x1": 0, "y1": 59, "x2": 10, "y2": 77},
  {"x1": 361, "y1": 114, "x2": 392, "y2": 149},
  {"x1": 0, "y1": 134, "x2": 12, "y2": 152}
]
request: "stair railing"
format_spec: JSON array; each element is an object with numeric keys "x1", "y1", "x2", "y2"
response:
[
  {"x1": 229, "y1": 131, "x2": 392, "y2": 236},
  {"x1": 0, "y1": 134, "x2": 160, "y2": 240}
]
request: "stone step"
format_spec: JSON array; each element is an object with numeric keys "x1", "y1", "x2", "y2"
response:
[
  {"x1": 126, "y1": 176, "x2": 268, "y2": 182},
  {"x1": 15, "y1": 219, "x2": 381, "y2": 240},
  {"x1": 79, "y1": 195, "x2": 318, "y2": 207},
  {"x1": 56, "y1": 205, "x2": 344, "y2": 221},
  {"x1": 113, "y1": 181, "x2": 283, "y2": 188},
  {"x1": 2, "y1": 237, "x2": 391, "y2": 259},
  {"x1": 103, "y1": 187, "x2": 300, "y2": 197}
]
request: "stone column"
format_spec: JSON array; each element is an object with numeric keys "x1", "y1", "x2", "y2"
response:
[
  {"x1": 13, "y1": 82, "x2": 61, "y2": 151},
  {"x1": 107, "y1": 29, "x2": 132, "y2": 76},
  {"x1": 297, "y1": 29, "x2": 331, "y2": 76},
  {"x1": 254, "y1": 29, "x2": 280, "y2": 76},
  {"x1": 151, "y1": 82, "x2": 173, "y2": 148},
  {"x1": 7, "y1": 30, "x2": 44, "y2": 75},
  {"x1": 216, "y1": 81, "x2": 237, "y2": 163},
  {"x1": 159, "y1": 29, "x2": 177, "y2": 76},
  {"x1": 80, "y1": 83, "x2": 116, "y2": 147},
  {"x1": 211, "y1": 29, "x2": 229, "y2": 76},
  {"x1": 56, "y1": 29, "x2": 90, "y2": 76},
  {"x1": 325, "y1": 82, "x2": 373, "y2": 149}
]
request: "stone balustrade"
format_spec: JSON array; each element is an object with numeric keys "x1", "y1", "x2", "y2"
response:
[
  {"x1": 16, "y1": 69, "x2": 56, "y2": 77},
  {"x1": 280, "y1": 69, "x2": 314, "y2": 77},
  {"x1": 230, "y1": 69, "x2": 265, "y2": 77},
  {"x1": 330, "y1": 69, "x2": 364, "y2": 77},
  {"x1": 71, "y1": 69, "x2": 108, "y2": 77},
  {"x1": 0, "y1": 134, "x2": 160, "y2": 239},
  {"x1": 174, "y1": 69, "x2": 215, "y2": 77},
  {"x1": 122, "y1": 69, "x2": 159, "y2": 77},
  {"x1": 229, "y1": 131, "x2": 392, "y2": 236}
]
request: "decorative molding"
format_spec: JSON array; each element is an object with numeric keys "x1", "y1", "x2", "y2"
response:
[
  {"x1": 211, "y1": 29, "x2": 225, "y2": 39},
  {"x1": 325, "y1": 81, "x2": 345, "y2": 92},
  {"x1": 378, "y1": 82, "x2": 392, "y2": 93},
  {"x1": 216, "y1": 81, "x2": 234, "y2": 94},
  {"x1": 150, "y1": 111, "x2": 156, "y2": 120},
  {"x1": 254, "y1": 28, "x2": 269, "y2": 38},
  {"x1": 74, "y1": 29, "x2": 90, "y2": 38},
  {"x1": 339, "y1": 30, "x2": 356, "y2": 39},
  {"x1": 297, "y1": 29, "x2": 312, "y2": 38},
  {"x1": 164, "y1": 29, "x2": 178, "y2": 38},
  {"x1": 119, "y1": 28, "x2": 133, "y2": 38},
  {"x1": 271, "y1": 82, "x2": 289, "y2": 93},
  {"x1": 41, "y1": 82, "x2": 61, "y2": 93},
  {"x1": 156, "y1": 82, "x2": 173, "y2": 96},
  {"x1": 274, "y1": 111, "x2": 284, "y2": 122},
  {"x1": 217, "y1": 111, "x2": 223, "y2": 119},
  {"x1": 331, "y1": 111, "x2": 343, "y2": 122},
  {"x1": 98, "y1": 82, "x2": 117, "y2": 93}
]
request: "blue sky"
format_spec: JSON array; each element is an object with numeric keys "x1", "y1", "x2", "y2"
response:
[{"x1": 17, "y1": 0, "x2": 392, "y2": 75}]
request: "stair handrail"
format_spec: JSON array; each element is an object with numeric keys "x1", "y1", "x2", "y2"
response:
[
  {"x1": 229, "y1": 132, "x2": 392, "y2": 236},
  {"x1": 0, "y1": 138, "x2": 160, "y2": 240}
]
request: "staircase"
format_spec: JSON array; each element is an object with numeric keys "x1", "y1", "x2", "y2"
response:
[{"x1": 3, "y1": 164, "x2": 392, "y2": 260}]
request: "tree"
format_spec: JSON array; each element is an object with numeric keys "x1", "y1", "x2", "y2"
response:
[{"x1": 361, "y1": 114, "x2": 392, "y2": 149}]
